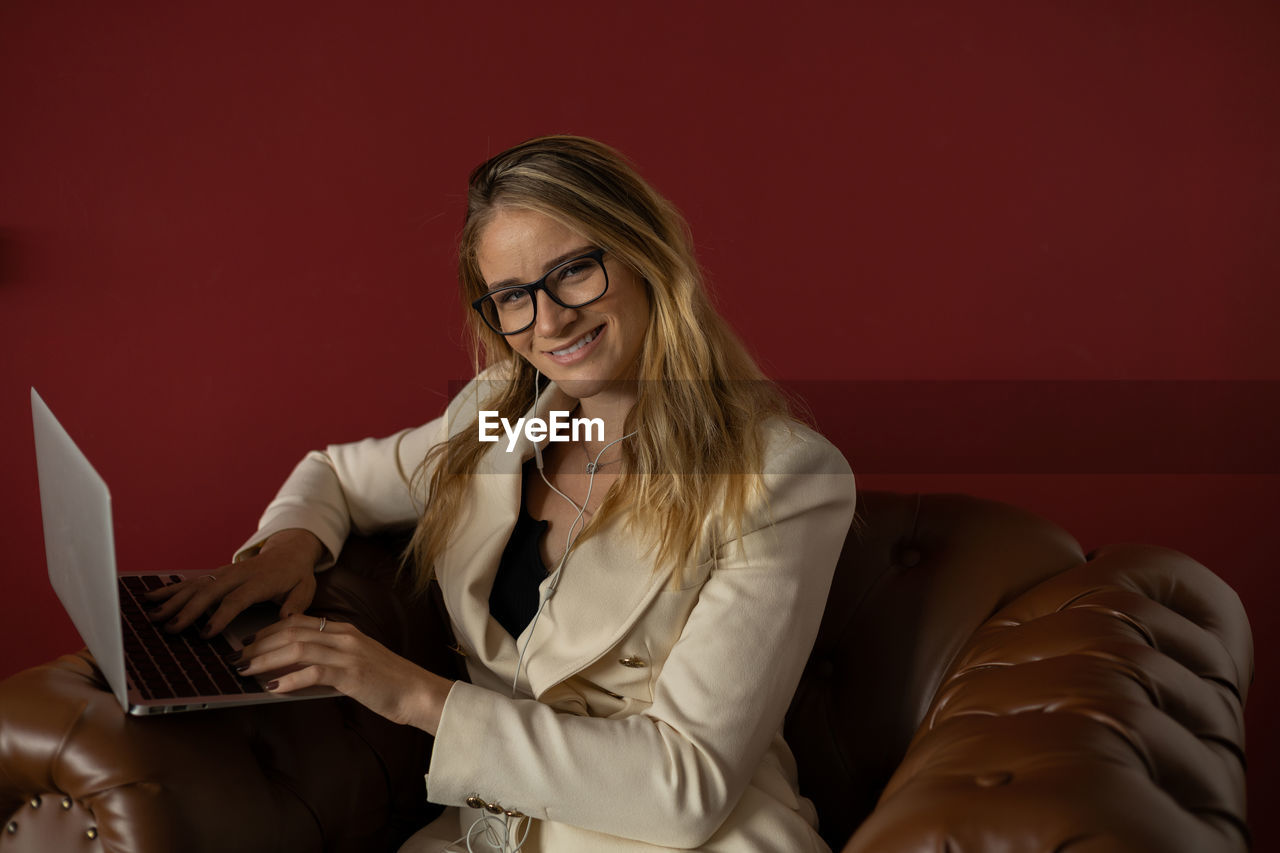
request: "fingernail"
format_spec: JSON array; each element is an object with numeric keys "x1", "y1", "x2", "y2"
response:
[
  {"x1": 242, "y1": 633, "x2": 256, "y2": 645},
  {"x1": 234, "y1": 663, "x2": 249, "y2": 673},
  {"x1": 266, "y1": 680, "x2": 280, "y2": 691},
  {"x1": 164, "y1": 620, "x2": 180, "y2": 632},
  {"x1": 226, "y1": 650, "x2": 242, "y2": 663}
]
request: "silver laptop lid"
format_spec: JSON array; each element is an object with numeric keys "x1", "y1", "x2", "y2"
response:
[{"x1": 30, "y1": 388, "x2": 129, "y2": 710}]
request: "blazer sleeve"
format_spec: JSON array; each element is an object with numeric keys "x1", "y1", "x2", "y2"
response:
[
  {"x1": 424, "y1": 426, "x2": 856, "y2": 848},
  {"x1": 232, "y1": 375, "x2": 490, "y2": 568}
]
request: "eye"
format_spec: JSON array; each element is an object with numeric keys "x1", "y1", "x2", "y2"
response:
[
  {"x1": 495, "y1": 288, "x2": 530, "y2": 307},
  {"x1": 553, "y1": 258, "x2": 596, "y2": 285}
]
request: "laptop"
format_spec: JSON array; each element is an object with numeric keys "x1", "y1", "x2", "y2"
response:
[{"x1": 30, "y1": 388, "x2": 337, "y2": 715}]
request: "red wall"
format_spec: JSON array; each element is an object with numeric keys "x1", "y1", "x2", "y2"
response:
[{"x1": 2, "y1": 0, "x2": 1276, "y2": 844}]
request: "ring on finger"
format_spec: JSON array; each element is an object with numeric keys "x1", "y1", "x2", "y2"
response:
[
  {"x1": 204, "y1": 575, "x2": 218, "y2": 582},
  {"x1": 318, "y1": 617, "x2": 327, "y2": 633}
]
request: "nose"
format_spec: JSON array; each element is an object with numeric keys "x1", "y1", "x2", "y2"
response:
[{"x1": 532, "y1": 289, "x2": 577, "y2": 337}]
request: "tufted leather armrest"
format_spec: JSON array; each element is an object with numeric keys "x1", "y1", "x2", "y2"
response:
[
  {"x1": 848, "y1": 541, "x2": 1253, "y2": 851},
  {"x1": 785, "y1": 492, "x2": 1253, "y2": 852},
  {"x1": 0, "y1": 532, "x2": 458, "y2": 853}
]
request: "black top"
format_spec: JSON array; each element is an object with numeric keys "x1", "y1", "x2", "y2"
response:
[{"x1": 489, "y1": 501, "x2": 550, "y2": 638}]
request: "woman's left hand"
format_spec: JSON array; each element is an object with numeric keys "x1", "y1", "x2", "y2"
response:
[{"x1": 235, "y1": 614, "x2": 453, "y2": 734}]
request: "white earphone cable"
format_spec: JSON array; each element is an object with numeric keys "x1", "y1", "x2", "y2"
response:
[
  {"x1": 468, "y1": 369, "x2": 635, "y2": 849},
  {"x1": 443, "y1": 809, "x2": 532, "y2": 852},
  {"x1": 513, "y1": 371, "x2": 635, "y2": 695}
]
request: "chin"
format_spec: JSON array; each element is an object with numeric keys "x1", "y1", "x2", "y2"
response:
[{"x1": 547, "y1": 376, "x2": 609, "y2": 400}]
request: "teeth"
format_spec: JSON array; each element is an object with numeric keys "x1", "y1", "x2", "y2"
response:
[{"x1": 551, "y1": 327, "x2": 599, "y2": 357}]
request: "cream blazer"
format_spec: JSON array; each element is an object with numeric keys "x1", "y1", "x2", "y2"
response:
[{"x1": 236, "y1": 373, "x2": 857, "y2": 852}]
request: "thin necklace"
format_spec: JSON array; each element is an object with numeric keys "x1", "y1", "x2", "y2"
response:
[{"x1": 580, "y1": 442, "x2": 622, "y2": 474}]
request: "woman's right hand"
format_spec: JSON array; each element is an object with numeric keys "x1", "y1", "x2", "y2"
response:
[{"x1": 143, "y1": 528, "x2": 325, "y2": 638}]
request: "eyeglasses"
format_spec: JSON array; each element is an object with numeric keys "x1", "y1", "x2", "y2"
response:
[{"x1": 471, "y1": 248, "x2": 609, "y2": 336}]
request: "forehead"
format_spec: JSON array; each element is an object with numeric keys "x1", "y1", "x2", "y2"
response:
[{"x1": 475, "y1": 208, "x2": 590, "y2": 282}]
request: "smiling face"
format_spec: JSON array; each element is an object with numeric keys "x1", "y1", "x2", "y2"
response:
[{"x1": 476, "y1": 206, "x2": 650, "y2": 405}]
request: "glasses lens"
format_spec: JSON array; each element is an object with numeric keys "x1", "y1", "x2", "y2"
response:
[
  {"x1": 547, "y1": 255, "x2": 608, "y2": 308},
  {"x1": 480, "y1": 288, "x2": 534, "y2": 334},
  {"x1": 477, "y1": 254, "x2": 609, "y2": 335}
]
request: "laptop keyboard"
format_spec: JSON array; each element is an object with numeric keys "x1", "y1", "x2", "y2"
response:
[{"x1": 118, "y1": 575, "x2": 265, "y2": 700}]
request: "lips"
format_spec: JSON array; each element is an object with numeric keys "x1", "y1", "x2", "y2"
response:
[{"x1": 545, "y1": 324, "x2": 604, "y2": 363}]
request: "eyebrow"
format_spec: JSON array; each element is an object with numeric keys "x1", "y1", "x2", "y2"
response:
[{"x1": 485, "y1": 245, "x2": 597, "y2": 292}]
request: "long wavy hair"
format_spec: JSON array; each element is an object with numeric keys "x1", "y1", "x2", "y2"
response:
[{"x1": 405, "y1": 135, "x2": 790, "y2": 597}]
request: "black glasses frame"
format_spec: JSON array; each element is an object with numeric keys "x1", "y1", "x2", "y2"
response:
[{"x1": 471, "y1": 248, "x2": 609, "y2": 336}]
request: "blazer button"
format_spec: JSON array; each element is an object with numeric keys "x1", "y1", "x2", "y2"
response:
[
  {"x1": 465, "y1": 795, "x2": 485, "y2": 810},
  {"x1": 619, "y1": 656, "x2": 647, "y2": 668}
]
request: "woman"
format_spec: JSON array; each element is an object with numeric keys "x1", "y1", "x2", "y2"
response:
[{"x1": 146, "y1": 136, "x2": 856, "y2": 852}]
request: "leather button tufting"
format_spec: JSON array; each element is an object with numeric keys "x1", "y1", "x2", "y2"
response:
[
  {"x1": 816, "y1": 659, "x2": 835, "y2": 679},
  {"x1": 6, "y1": 821, "x2": 17, "y2": 834},
  {"x1": 61, "y1": 796, "x2": 73, "y2": 810},
  {"x1": 86, "y1": 827, "x2": 99, "y2": 840},
  {"x1": 898, "y1": 547, "x2": 921, "y2": 568},
  {"x1": 29, "y1": 796, "x2": 41, "y2": 809},
  {"x1": 975, "y1": 771, "x2": 1013, "y2": 787}
]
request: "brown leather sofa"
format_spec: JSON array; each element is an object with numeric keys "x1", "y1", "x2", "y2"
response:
[{"x1": 0, "y1": 491, "x2": 1253, "y2": 852}]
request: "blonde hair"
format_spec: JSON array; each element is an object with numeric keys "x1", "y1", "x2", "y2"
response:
[{"x1": 405, "y1": 136, "x2": 790, "y2": 597}]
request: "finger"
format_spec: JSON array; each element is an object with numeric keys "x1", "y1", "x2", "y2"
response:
[
  {"x1": 200, "y1": 583, "x2": 270, "y2": 638},
  {"x1": 146, "y1": 581, "x2": 204, "y2": 622},
  {"x1": 145, "y1": 583, "x2": 191, "y2": 618},
  {"x1": 242, "y1": 617, "x2": 338, "y2": 656},
  {"x1": 144, "y1": 571, "x2": 222, "y2": 602},
  {"x1": 278, "y1": 576, "x2": 316, "y2": 620},
  {"x1": 267, "y1": 612, "x2": 339, "y2": 640},
  {"x1": 163, "y1": 576, "x2": 232, "y2": 633},
  {"x1": 142, "y1": 581, "x2": 185, "y2": 602},
  {"x1": 265, "y1": 663, "x2": 338, "y2": 694},
  {"x1": 239, "y1": 636, "x2": 347, "y2": 679}
]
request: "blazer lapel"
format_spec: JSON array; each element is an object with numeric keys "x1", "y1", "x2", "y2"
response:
[{"x1": 520, "y1": 519, "x2": 672, "y2": 699}]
